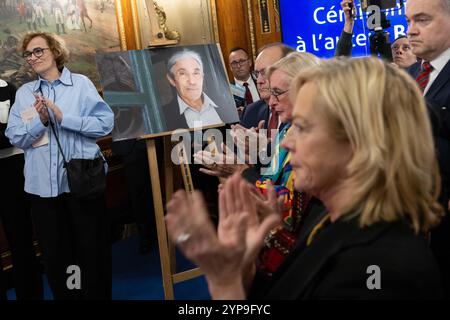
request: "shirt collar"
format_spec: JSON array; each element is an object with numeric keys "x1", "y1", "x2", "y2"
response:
[
  {"x1": 234, "y1": 75, "x2": 252, "y2": 86},
  {"x1": 428, "y1": 47, "x2": 450, "y2": 74},
  {"x1": 32, "y1": 66, "x2": 73, "y2": 91},
  {"x1": 177, "y1": 92, "x2": 218, "y2": 115}
]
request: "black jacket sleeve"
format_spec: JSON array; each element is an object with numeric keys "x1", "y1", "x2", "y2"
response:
[
  {"x1": 335, "y1": 31, "x2": 353, "y2": 57},
  {"x1": 0, "y1": 81, "x2": 17, "y2": 149}
]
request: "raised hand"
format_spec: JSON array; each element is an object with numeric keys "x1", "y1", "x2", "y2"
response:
[
  {"x1": 165, "y1": 189, "x2": 248, "y2": 299},
  {"x1": 33, "y1": 93, "x2": 49, "y2": 125},
  {"x1": 250, "y1": 180, "x2": 285, "y2": 220},
  {"x1": 42, "y1": 96, "x2": 63, "y2": 123},
  {"x1": 341, "y1": 0, "x2": 355, "y2": 33},
  {"x1": 194, "y1": 143, "x2": 248, "y2": 178}
]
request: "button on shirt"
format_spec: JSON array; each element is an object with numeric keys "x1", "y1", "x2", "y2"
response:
[
  {"x1": 5, "y1": 67, "x2": 114, "y2": 198},
  {"x1": 177, "y1": 93, "x2": 222, "y2": 128}
]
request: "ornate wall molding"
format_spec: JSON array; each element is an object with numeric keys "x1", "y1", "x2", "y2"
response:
[
  {"x1": 131, "y1": 0, "x2": 143, "y2": 49},
  {"x1": 209, "y1": 0, "x2": 220, "y2": 43},
  {"x1": 246, "y1": 0, "x2": 257, "y2": 60},
  {"x1": 114, "y1": 0, "x2": 128, "y2": 50}
]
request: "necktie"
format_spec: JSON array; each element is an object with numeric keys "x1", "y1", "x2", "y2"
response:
[
  {"x1": 415, "y1": 61, "x2": 433, "y2": 93},
  {"x1": 267, "y1": 108, "x2": 278, "y2": 140},
  {"x1": 243, "y1": 82, "x2": 253, "y2": 105}
]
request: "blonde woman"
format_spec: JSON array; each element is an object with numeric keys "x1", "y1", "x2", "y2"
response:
[{"x1": 165, "y1": 57, "x2": 444, "y2": 299}]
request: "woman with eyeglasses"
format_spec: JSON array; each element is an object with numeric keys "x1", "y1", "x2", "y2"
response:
[
  {"x1": 195, "y1": 52, "x2": 326, "y2": 291},
  {"x1": 6, "y1": 32, "x2": 114, "y2": 299},
  {"x1": 250, "y1": 52, "x2": 325, "y2": 285},
  {"x1": 166, "y1": 57, "x2": 444, "y2": 299}
]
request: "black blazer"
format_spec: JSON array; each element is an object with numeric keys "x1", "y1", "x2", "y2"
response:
[
  {"x1": 251, "y1": 217, "x2": 443, "y2": 300},
  {"x1": 163, "y1": 94, "x2": 236, "y2": 131},
  {"x1": 408, "y1": 59, "x2": 450, "y2": 297},
  {"x1": 408, "y1": 61, "x2": 450, "y2": 204},
  {"x1": 240, "y1": 99, "x2": 269, "y2": 129},
  {"x1": 0, "y1": 81, "x2": 17, "y2": 149}
]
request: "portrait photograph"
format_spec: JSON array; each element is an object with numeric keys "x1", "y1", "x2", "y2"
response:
[{"x1": 96, "y1": 44, "x2": 239, "y2": 140}]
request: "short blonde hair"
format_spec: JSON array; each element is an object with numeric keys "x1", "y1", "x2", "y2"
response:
[
  {"x1": 21, "y1": 32, "x2": 69, "y2": 70},
  {"x1": 267, "y1": 52, "x2": 321, "y2": 82},
  {"x1": 291, "y1": 57, "x2": 442, "y2": 233}
]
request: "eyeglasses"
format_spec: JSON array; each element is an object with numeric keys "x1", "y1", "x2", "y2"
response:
[
  {"x1": 22, "y1": 47, "x2": 50, "y2": 60},
  {"x1": 230, "y1": 59, "x2": 249, "y2": 68},
  {"x1": 269, "y1": 88, "x2": 289, "y2": 102},
  {"x1": 251, "y1": 68, "x2": 266, "y2": 79}
]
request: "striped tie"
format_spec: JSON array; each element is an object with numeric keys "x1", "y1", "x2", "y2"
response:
[{"x1": 415, "y1": 61, "x2": 433, "y2": 93}]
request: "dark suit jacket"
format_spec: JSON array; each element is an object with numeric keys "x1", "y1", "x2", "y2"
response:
[
  {"x1": 250, "y1": 217, "x2": 443, "y2": 299},
  {"x1": 163, "y1": 94, "x2": 236, "y2": 131},
  {"x1": 0, "y1": 81, "x2": 16, "y2": 149},
  {"x1": 407, "y1": 60, "x2": 450, "y2": 204},
  {"x1": 240, "y1": 99, "x2": 269, "y2": 129},
  {"x1": 408, "y1": 59, "x2": 450, "y2": 297}
]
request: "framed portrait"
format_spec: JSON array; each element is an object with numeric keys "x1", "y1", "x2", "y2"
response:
[
  {"x1": 0, "y1": 0, "x2": 121, "y2": 88},
  {"x1": 96, "y1": 44, "x2": 239, "y2": 140}
]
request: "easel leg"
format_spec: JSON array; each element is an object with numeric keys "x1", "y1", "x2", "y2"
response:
[
  {"x1": 146, "y1": 139, "x2": 174, "y2": 300},
  {"x1": 164, "y1": 137, "x2": 177, "y2": 274}
]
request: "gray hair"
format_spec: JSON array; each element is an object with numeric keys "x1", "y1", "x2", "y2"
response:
[
  {"x1": 267, "y1": 52, "x2": 321, "y2": 82},
  {"x1": 167, "y1": 49, "x2": 204, "y2": 79}
]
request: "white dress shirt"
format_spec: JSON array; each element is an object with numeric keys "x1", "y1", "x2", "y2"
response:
[
  {"x1": 235, "y1": 76, "x2": 260, "y2": 102},
  {"x1": 178, "y1": 93, "x2": 222, "y2": 128}
]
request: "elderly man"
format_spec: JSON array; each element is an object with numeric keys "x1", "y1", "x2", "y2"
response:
[
  {"x1": 240, "y1": 43, "x2": 294, "y2": 133},
  {"x1": 406, "y1": 0, "x2": 450, "y2": 298},
  {"x1": 166, "y1": 49, "x2": 223, "y2": 129}
]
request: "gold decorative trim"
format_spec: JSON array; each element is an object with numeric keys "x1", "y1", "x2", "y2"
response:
[
  {"x1": 273, "y1": 0, "x2": 281, "y2": 32},
  {"x1": 130, "y1": 0, "x2": 142, "y2": 49},
  {"x1": 258, "y1": 0, "x2": 271, "y2": 34},
  {"x1": 209, "y1": 0, "x2": 220, "y2": 43},
  {"x1": 246, "y1": 0, "x2": 257, "y2": 60},
  {"x1": 115, "y1": 0, "x2": 128, "y2": 50}
]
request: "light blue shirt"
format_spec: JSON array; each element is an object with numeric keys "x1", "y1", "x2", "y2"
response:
[
  {"x1": 177, "y1": 93, "x2": 222, "y2": 128},
  {"x1": 6, "y1": 67, "x2": 114, "y2": 198}
]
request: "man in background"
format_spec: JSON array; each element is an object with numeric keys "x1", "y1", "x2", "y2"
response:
[
  {"x1": 228, "y1": 47, "x2": 259, "y2": 114},
  {"x1": 240, "y1": 43, "x2": 294, "y2": 138},
  {"x1": 336, "y1": 0, "x2": 418, "y2": 68},
  {"x1": 406, "y1": 0, "x2": 450, "y2": 298}
]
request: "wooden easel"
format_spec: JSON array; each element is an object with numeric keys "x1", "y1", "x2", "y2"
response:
[{"x1": 142, "y1": 134, "x2": 202, "y2": 300}]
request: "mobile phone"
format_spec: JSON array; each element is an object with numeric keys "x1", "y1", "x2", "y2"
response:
[{"x1": 349, "y1": 1, "x2": 354, "y2": 18}]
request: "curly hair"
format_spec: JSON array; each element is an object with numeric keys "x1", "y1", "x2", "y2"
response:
[{"x1": 21, "y1": 32, "x2": 69, "y2": 70}]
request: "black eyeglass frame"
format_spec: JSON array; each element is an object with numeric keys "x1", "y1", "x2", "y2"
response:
[{"x1": 22, "y1": 47, "x2": 50, "y2": 60}]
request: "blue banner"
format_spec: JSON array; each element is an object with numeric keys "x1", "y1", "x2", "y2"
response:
[{"x1": 280, "y1": 0, "x2": 409, "y2": 57}]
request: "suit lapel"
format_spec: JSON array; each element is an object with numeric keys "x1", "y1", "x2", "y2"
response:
[
  {"x1": 407, "y1": 61, "x2": 421, "y2": 78},
  {"x1": 426, "y1": 60, "x2": 450, "y2": 101}
]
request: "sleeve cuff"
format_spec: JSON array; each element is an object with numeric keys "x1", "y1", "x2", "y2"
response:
[{"x1": 28, "y1": 116, "x2": 47, "y2": 138}]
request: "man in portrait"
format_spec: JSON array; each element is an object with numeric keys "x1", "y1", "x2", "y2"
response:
[{"x1": 165, "y1": 49, "x2": 225, "y2": 130}]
